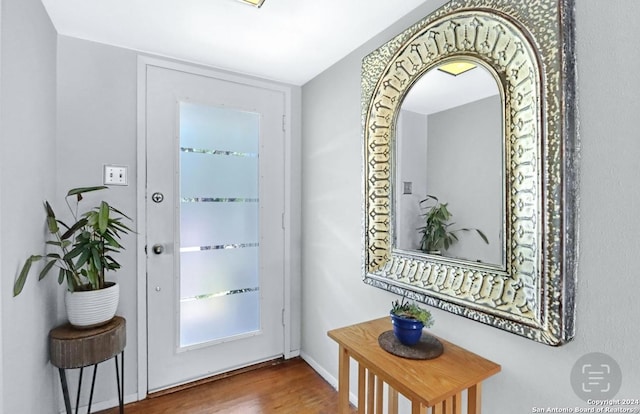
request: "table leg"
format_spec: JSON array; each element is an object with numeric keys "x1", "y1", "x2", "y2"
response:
[
  {"x1": 468, "y1": 383, "x2": 482, "y2": 414},
  {"x1": 388, "y1": 387, "x2": 398, "y2": 414},
  {"x1": 387, "y1": 385, "x2": 398, "y2": 414},
  {"x1": 443, "y1": 396, "x2": 454, "y2": 414},
  {"x1": 338, "y1": 345, "x2": 351, "y2": 414},
  {"x1": 58, "y1": 369, "x2": 72, "y2": 414},
  {"x1": 451, "y1": 392, "x2": 462, "y2": 414}
]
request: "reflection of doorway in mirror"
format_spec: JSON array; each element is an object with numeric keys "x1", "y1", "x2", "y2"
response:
[
  {"x1": 396, "y1": 109, "x2": 429, "y2": 251},
  {"x1": 395, "y1": 63, "x2": 504, "y2": 266}
]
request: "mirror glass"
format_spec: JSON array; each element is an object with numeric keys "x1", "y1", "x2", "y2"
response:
[{"x1": 394, "y1": 61, "x2": 505, "y2": 267}]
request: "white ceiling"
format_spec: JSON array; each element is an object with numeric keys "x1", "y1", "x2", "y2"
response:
[{"x1": 41, "y1": 0, "x2": 428, "y2": 85}]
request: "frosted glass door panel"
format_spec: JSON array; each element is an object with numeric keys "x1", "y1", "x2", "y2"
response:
[
  {"x1": 181, "y1": 153, "x2": 258, "y2": 198},
  {"x1": 180, "y1": 203, "x2": 258, "y2": 247},
  {"x1": 180, "y1": 291, "x2": 260, "y2": 348},
  {"x1": 180, "y1": 102, "x2": 259, "y2": 153},
  {"x1": 179, "y1": 101, "x2": 261, "y2": 348},
  {"x1": 180, "y1": 248, "x2": 258, "y2": 299}
]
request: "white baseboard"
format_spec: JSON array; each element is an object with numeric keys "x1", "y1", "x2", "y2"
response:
[
  {"x1": 300, "y1": 351, "x2": 337, "y2": 389},
  {"x1": 300, "y1": 351, "x2": 358, "y2": 407}
]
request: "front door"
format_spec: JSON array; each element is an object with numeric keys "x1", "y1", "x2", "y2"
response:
[{"x1": 144, "y1": 63, "x2": 285, "y2": 392}]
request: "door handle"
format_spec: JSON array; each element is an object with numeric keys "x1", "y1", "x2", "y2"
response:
[{"x1": 152, "y1": 244, "x2": 164, "y2": 255}]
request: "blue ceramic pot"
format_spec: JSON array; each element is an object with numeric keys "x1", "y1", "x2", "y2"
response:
[{"x1": 390, "y1": 313, "x2": 424, "y2": 346}]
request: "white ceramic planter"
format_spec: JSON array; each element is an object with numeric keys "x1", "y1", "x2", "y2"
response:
[{"x1": 65, "y1": 282, "x2": 119, "y2": 328}]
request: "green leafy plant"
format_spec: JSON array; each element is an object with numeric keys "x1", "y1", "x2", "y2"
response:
[
  {"x1": 13, "y1": 186, "x2": 133, "y2": 296},
  {"x1": 390, "y1": 297, "x2": 434, "y2": 327},
  {"x1": 417, "y1": 195, "x2": 489, "y2": 253}
]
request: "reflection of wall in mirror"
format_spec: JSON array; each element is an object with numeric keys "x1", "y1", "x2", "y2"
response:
[
  {"x1": 396, "y1": 95, "x2": 503, "y2": 265},
  {"x1": 427, "y1": 95, "x2": 503, "y2": 265}
]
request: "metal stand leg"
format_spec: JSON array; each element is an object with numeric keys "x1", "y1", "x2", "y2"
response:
[
  {"x1": 75, "y1": 367, "x2": 84, "y2": 414},
  {"x1": 58, "y1": 368, "x2": 72, "y2": 414},
  {"x1": 87, "y1": 364, "x2": 99, "y2": 413},
  {"x1": 115, "y1": 351, "x2": 124, "y2": 413},
  {"x1": 58, "y1": 354, "x2": 123, "y2": 414}
]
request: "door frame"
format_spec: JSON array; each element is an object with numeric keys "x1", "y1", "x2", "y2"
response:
[{"x1": 136, "y1": 56, "x2": 300, "y2": 400}]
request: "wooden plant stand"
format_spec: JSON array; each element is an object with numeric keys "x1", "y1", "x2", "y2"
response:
[{"x1": 50, "y1": 316, "x2": 126, "y2": 414}]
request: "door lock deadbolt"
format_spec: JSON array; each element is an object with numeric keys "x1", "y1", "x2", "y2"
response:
[
  {"x1": 152, "y1": 192, "x2": 164, "y2": 203},
  {"x1": 152, "y1": 244, "x2": 164, "y2": 255}
]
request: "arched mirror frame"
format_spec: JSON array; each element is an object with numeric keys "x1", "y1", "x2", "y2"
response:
[{"x1": 362, "y1": 0, "x2": 577, "y2": 346}]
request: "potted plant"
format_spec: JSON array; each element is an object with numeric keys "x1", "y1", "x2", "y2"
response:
[
  {"x1": 390, "y1": 298, "x2": 434, "y2": 346},
  {"x1": 417, "y1": 195, "x2": 489, "y2": 254},
  {"x1": 13, "y1": 186, "x2": 133, "y2": 328}
]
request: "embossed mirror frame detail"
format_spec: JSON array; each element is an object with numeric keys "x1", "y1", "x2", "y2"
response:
[{"x1": 362, "y1": 0, "x2": 577, "y2": 345}]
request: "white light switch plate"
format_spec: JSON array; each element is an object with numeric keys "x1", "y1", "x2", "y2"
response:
[{"x1": 103, "y1": 165, "x2": 128, "y2": 186}]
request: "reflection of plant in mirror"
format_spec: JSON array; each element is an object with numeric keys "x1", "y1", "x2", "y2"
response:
[{"x1": 417, "y1": 195, "x2": 489, "y2": 253}]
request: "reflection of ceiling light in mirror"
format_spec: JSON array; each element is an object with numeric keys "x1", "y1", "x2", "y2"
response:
[
  {"x1": 438, "y1": 61, "x2": 477, "y2": 76},
  {"x1": 238, "y1": 0, "x2": 265, "y2": 7}
]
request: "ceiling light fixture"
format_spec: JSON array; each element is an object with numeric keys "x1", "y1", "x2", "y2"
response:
[
  {"x1": 438, "y1": 61, "x2": 477, "y2": 76},
  {"x1": 238, "y1": 0, "x2": 265, "y2": 7}
]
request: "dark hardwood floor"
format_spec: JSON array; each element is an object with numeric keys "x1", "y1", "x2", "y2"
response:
[{"x1": 97, "y1": 358, "x2": 356, "y2": 414}]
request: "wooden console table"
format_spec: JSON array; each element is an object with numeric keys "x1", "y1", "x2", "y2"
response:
[
  {"x1": 50, "y1": 316, "x2": 126, "y2": 414},
  {"x1": 328, "y1": 318, "x2": 500, "y2": 414}
]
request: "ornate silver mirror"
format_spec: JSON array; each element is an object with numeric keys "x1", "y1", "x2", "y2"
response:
[{"x1": 362, "y1": 0, "x2": 577, "y2": 345}]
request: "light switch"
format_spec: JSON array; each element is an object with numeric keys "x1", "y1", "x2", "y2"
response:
[{"x1": 104, "y1": 165, "x2": 128, "y2": 186}]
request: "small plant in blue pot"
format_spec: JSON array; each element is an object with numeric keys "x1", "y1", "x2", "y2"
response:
[{"x1": 390, "y1": 298, "x2": 434, "y2": 346}]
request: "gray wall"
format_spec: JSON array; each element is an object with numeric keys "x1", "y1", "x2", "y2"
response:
[
  {"x1": 56, "y1": 35, "x2": 140, "y2": 407},
  {"x1": 0, "y1": 0, "x2": 59, "y2": 412},
  {"x1": 301, "y1": 1, "x2": 640, "y2": 412}
]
